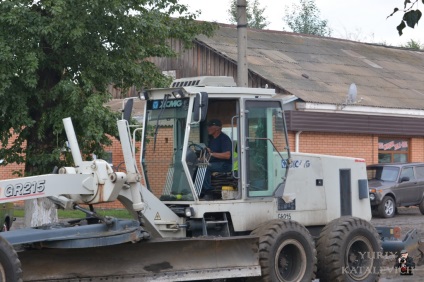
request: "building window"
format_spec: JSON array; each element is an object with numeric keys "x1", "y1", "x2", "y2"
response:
[{"x1": 378, "y1": 139, "x2": 409, "y2": 163}]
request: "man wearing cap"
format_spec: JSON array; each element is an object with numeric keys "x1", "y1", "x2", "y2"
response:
[
  {"x1": 202, "y1": 119, "x2": 232, "y2": 200},
  {"x1": 395, "y1": 249, "x2": 415, "y2": 275}
]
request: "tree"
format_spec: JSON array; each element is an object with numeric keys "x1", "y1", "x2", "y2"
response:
[
  {"x1": 228, "y1": 0, "x2": 269, "y2": 29},
  {"x1": 387, "y1": 0, "x2": 423, "y2": 35},
  {"x1": 283, "y1": 0, "x2": 332, "y2": 37},
  {"x1": 0, "y1": 0, "x2": 215, "y2": 226}
]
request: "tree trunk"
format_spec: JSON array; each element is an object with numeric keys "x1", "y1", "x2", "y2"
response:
[{"x1": 24, "y1": 198, "x2": 58, "y2": 227}]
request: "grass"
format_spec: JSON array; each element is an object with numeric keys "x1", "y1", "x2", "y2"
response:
[{"x1": 13, "y1": 208, "x2": 133, "y2": 219}]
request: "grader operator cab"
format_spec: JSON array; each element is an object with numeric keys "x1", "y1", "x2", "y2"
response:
[{"x1": 0, "y1": 76, "x2": 397, "y2": 281}]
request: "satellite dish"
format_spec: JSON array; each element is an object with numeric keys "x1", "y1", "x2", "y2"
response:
[{"x1": 347, "y1": 83, "x2": 357, "y2": 103}]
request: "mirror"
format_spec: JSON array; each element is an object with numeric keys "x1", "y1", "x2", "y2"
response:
[
  {"x1": 400, "y1": 176, "x2": 410, "y2": 183},
  {"x1": 123, "y1": 98, "x2": 134, "y2": 122},
  {"x1": 193, "y1": 92, "x2": 208, "y2": 122}
]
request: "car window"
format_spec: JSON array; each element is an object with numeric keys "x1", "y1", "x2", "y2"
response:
[
  {"x1": 367, "y1": 166, "x2": 399, "y2": 181},
  {"x1": 381, "y1": 167, "x2": 400, "y2": 181},
  {"x1": 415, "y1": 166, "x2": 424, "y2": 179},
  {"x1": 400, "y1": 167, "x2": 415, "y2": 181}
]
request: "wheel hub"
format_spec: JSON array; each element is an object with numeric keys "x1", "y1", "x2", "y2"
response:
[
  {"x1": 345, "y1": 235, "x2": 374, "y2": 280},
  {"x1": 385, "y1": 200, "x2": 394, "y2": 215},
  {"x1": 276, "y1": 239, "x2": 307, "y2": 282}
]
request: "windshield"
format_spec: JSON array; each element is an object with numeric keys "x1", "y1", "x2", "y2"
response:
[
  {"x1": 142, "y1": 98, "x2": 194, "y2": 201},
  {"x1": 367, "y1": 166, "x2": 399, "y2": 182}
]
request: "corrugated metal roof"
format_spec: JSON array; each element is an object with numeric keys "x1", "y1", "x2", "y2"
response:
[{"x1": 196, "y1": 25, "x2": 424, "y2": 110}]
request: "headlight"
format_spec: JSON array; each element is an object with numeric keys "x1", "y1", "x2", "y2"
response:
[
  {"x1": 369, "y1": 193, "x2": 376, "y2": 201},
  {"x1": 185, "y1": 207, "x2": 194, "y2": 217}
]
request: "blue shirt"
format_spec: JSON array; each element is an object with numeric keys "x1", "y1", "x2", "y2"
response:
[{"x1": 208, "y1": 132, "x2": 232, "y2": 165}]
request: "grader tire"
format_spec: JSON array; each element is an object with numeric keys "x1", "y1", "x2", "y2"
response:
[
  {"x1": 250, "y1": 219, "x2": 317, "y2": 282},
  {"x1": 0, "y1": 236, "x2": 23, "y2": 281},
  {"x1": 316, "y1": 217, "x2": 381, "y2": 282}
]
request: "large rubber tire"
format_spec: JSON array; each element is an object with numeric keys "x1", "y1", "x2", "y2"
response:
[
  {"x1": 316, "y1": 217, "x2": 382, "y2": 282},
  {"x1": 377, "y1": 196, "x2": 395, "y2": 218},
  {"x1": 0, "y1": 236, "x2": 23, "y2": 281},
  {"x1": 250, "y1": 219, "x2": 317, "y2": 282}
]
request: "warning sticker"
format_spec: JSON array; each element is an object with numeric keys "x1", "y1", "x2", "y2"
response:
[{"x1": 154, "y1": 212, "x2": 161, "y2": 220}]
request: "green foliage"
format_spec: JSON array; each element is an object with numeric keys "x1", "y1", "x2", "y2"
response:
[
  {"x1": 0, "y1": 0, "x2": 215, "y2": 176},
  {"x1": 387, "y1": 0, "x2": 424, "y2": 35},
  {"x1": 283, "y1": 0, "x2": 332, "y2": 37},
  {"x1": 228, "y1": 0, "x2": 269, "y2": 29},
  {"x1": 401, "y1": 39, "x2": 423, "y2": 49}
]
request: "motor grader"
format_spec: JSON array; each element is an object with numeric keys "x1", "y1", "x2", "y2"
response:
[{"x1": 0, "y1": 76, "x2": 405, "y2": 281}]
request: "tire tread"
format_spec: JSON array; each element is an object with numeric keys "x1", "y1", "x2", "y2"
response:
[
  {"x1": 0, "y1": 236, "x2": 23, "y2": 281},
  {"x1": 252, "y1": 220, "x2": 317, "y2": 282},
  {"x1": 316, "y1": 217, "x2": 381, "y2": 282}
]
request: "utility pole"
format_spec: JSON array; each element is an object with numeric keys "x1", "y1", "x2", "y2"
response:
[{"x1": 237, "y1": 0, "x2": 248, "y2": 87}]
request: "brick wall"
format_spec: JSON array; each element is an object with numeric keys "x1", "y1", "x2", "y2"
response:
[
  {"x1": 0, "y1": 133, "x2": 25, "y2": 179},
  {"x1": 0, "y1": 163, "x2": 24, "y2": 180},
  {"x1": 410, "y1": 137, "x2": 424, "y2": 162},
  {"x1": 287, "y1": 132, "x2": 424, "y2": 165},
  {"x1": 287, "y1": 132, "x2": 379, "y2": 164}
]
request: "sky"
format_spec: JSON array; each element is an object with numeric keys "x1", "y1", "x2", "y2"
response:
[{"x1": 177, "y1": 0, "x2": 424, "y2": 46}]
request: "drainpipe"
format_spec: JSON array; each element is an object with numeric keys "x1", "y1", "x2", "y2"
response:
[
  {"x1": 237, "y1": 0, "x2": 248, "y2": 87},
  {"x1": 295, "y1": 131, "x2": 302, "y2": 152}
]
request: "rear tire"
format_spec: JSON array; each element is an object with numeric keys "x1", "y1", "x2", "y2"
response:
[
  {"x1": 378, "y1": 196, "x2": 395, "y2": 218},
  {"x1": 0, "y1": 236, "x2": 23, "y2": 281},
  {"x1": 250, "y1": 219, "x2": 316, "y2": 282},
  {"x1": 316, "y1": 217, "x2": 381, "y2": 282}
]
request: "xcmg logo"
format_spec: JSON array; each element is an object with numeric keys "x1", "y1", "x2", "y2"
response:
[
  {"x1": 152, "y1": 99, "x2": 184, "y2": 110},
  {"x1": 281, "y1": 159, "x2": 311, "y2": 168}
]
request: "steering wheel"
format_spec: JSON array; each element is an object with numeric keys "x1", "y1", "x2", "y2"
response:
[{"x1": 188, "y1": 143, "x2": 205, "y2": 153}]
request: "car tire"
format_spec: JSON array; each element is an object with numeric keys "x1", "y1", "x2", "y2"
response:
[{"x1": 378, "y1": 196, "x2": 395, "y2": 218}]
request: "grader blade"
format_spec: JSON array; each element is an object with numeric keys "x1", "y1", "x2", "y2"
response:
[{"x1": 20, "y1": 236, "x2": 261, "y2": 281}]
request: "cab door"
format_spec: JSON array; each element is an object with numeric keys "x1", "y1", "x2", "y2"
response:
[{"x1": 242, "y1": 99, "x2": 289, "y2": 198}]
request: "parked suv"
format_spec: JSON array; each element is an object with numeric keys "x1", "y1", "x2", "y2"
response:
[{"x1": 367, "y1": 163, "x2": 424, "y2": 218}]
